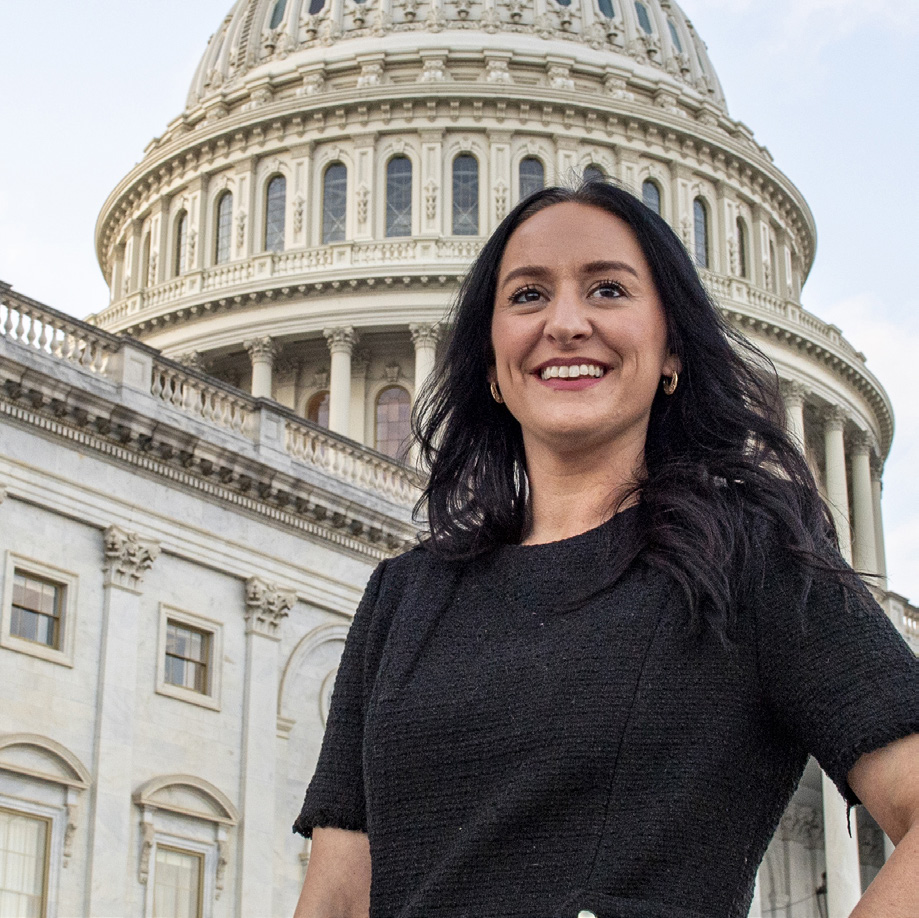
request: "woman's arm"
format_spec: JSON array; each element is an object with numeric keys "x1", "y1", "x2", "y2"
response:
[
  {"x1": 293, "y1": 827, "x2": 372, "y2": 918},
  {"x1": 848, "y1": 732, "x2": 919, "y2": 918}
]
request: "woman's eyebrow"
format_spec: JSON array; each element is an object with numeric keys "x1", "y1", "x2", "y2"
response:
[
  {"x1": 498, "y1": 265, "x2": 550, "y2": 287},
  {"x1": 498, "y1": 260, "x2": 639, "y2": 288}
]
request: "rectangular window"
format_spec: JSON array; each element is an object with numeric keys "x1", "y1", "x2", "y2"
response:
[
  {"x1": 165, "y1": 621, "x2": 210, "y2": 694},
  {"x1": 11, "y1": 571, "x2": 62, "y2": 649},
  {"x1": 0, "y1": 808, "x2": 49, "y2": 918},
  {"x1": 153, "y1": 846, "x2": 203, "y2": 918},
  {"x1": 2, "y1": 555, "x2": 77, "y2": 667}
]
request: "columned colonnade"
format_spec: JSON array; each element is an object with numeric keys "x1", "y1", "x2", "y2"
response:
[
  {"x1": 777, "y1": 379, "x2": 889, "y2": 918},
  {"x1": 242, "y1": 322, "x2": 441, "y2": 439}
]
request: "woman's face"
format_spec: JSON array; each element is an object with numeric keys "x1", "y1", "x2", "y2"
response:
[{"x1": 490, "y1": 202, "x2": 679, "y2": 460}]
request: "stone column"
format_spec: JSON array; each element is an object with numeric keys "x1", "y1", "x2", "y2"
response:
[
  {"x1": 870, "y1": 456, "x2": 888, "y2": 591},
  {"x1": 410, "y1": 323, "x2": 441, "y2": 398},
  {"x1": 245, "y1": 337, "x2": 278, "y2": 400},
  {"x1": 822, "y1": 406, "x2": 852, "y2": 563},
  {"x1": 86, "y1": 527, "x2": 160, "y2": 918},
  {"x1": 324, "y1": 327, "x2": 358, "y2": 436},
  {"x1": 780, "y1": 380, "x2": 806, "y2": 451},
  {"x1": 850, "y1": 431, "x2": 878, "y2": 577},
  {"x1": 818, "y1": 410, "x2": 861, "y2": 916},
  {"x1": 236, "y1": 577, "x2": 296, "y2": 918}
]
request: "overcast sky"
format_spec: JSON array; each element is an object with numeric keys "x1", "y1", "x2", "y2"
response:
[{"x1": 1, "y1": 0, "x2": 916, "y2": 601}]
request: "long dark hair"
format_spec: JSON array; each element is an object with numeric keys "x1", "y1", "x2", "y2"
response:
[{"x1": 413, "y1": 181, "x2": 853, "y2": 638}]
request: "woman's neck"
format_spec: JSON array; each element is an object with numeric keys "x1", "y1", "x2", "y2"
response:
[{"x1": 521, "y1": 435, "x2": 645, "y2": 545}]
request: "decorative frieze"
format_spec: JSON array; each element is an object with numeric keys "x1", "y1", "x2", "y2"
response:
[
  {"x1": 102, "y1": 526, "x2": 160, "y2": 590},
  {"x1": 244, "y1": 576, "x2": 297, "y2": 637},
  {"x1": 777, "y1": 802, "x2": 824, "y2": 849}
]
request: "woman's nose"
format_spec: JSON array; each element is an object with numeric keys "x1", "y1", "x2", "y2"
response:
[{"x1": 544, "y1": 293, "x2": 592, "y2": 343}]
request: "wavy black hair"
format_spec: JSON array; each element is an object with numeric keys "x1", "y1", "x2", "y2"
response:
[{"x1": 413, "y1": 181, "x2": 855, "y2": 638}]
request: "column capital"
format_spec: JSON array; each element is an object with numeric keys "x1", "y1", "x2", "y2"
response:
[
  {"x1": 244, "y1": 576, "x2": 296, "y2": 638},
  {"x1": 820, "y1": 404, "x2": 848, "y2": 432},
  {"x1": 409, "y1": 322, "x2": 442, "y2": 350},
  {"x1": 779, "y1": 379, "x2": 807, "y2": 407},
  {"x1": 849, "y1": 429, "x2": 876, "y2": 456},
  {"x1": 103, "y1": 526, "x2": 160, "y2": 590},
  {"x1": 870, "y1": 454, "x2": 885, "y2": 483},
  {"x1": 176, "y1": 350, "x2": 207, "y2": 373},
  {"x1": 323, "y1": 326, "x2": 358, "y2": 355},
  {"x1": 244, "y1": 336, "x2": 278, "y2": 364}
]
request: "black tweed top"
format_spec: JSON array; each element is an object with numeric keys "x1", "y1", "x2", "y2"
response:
[{"x1": 294, "y1": 508, "x2": 919, "y2": 918}]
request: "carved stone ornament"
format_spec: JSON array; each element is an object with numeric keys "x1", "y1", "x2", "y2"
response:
[
  {"x1": 300, "y1": 70, "x2": 325, "y2": 95},
  {"x1": 293, "y1": 194, "x2": 305, "y2": 235},
  {"x1": 245, "y1": 576, "x2": 296, "y2": 636},
  {"x1": 138, "y1": 819, "x2": 155, "y2": 884},
  {"x1": 384, "y1": 362, "x2": 402, "y2": 383},
  {"x1": 507, "y1": 0, "x2": 524, "y2": 22},
  {"x1": 779, "y1": 379, "x2": 807, "y2": 408},
  {"x1": 215, "y1": 830, "x2": 230, "y2": 898},
  {"x1": 357, "y1": 185, "x2": 370, "y2": 225},
  {"x1": 103, "y1": 526, "x2": 160, "y2": 590},
  {"x1": 236, "y1": 211, "x2": 247, "y2": 249},
  {"x1": 402, "y1": 0, "x2": 421, "y2": 21},
  {"x1": 357, "y1": 62, "x2": 384, "y2": 87},
  {"x1": 424, "y1": 180, "x2": 438, "y2": 220},
  {"x1": 323, "y1": 326, "x2": 358, "y2": 354},
  {"x1": 419, "y1": 58, "x2": 449, "y2": 82},
  {"x1": 485, "y1": 60, "x2": 512, "y2": 84},
  {"x1": 244, "y1": 337, "x2": 279, "y2": 364},
  {"x1": 409, "y1": 323, "x2": 441, "y2": 350},
  {"x1": 776, "y1": 802, "x2": 823, "y2": 849},
  {"x1": 176, "y1": 350, "x2": 207, "y2": 372},
  {"x1": 494, "y1": 180, "x2": 509, "y2": 221}
]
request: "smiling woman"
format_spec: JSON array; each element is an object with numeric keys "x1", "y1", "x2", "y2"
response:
[{"x1": 292, "y1": 182, "x2": 919, "y2": 918}]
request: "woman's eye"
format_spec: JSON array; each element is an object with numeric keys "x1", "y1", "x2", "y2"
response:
[
  {"x1": 510, "y1": 286, "x2": 542, "y2": 305},
  {"x1": 593, "y1": 280, "x2": 626, "y2": 298}
]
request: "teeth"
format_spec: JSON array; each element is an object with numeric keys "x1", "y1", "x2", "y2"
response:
[{"x1": 539, "y1": 365, "x2": 605, "y2": 380}]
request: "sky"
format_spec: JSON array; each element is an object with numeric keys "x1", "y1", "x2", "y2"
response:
[{"x1": 0, "y1": 1, "x2": 916, "y2": 601}]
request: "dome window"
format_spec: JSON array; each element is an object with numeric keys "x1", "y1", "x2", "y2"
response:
[
  {"x1": 693, "y1": 197, "x2": 709, "y2": 269},
  {"x1": 736, "y1": 217, "x2": 748, "y2": 278},
  {"x1": 265, "y1": 176, "x2": 286, "y2": 252},
  {"x1": 375, "y1": 386, "x2": 411, "y2": 460},
  {"x1": 215, "y1": 191, "x2": 233, "y2": 264},
  {"x1": 174, "y1": 211, "x2": 188, "y2": 276},
  {"x1": 583, "y1": 164, "x2": 605, "y2": 184},
  {"x1": 519, "y1": 157, "x2": 545, "y2": 201},
  {"x1": 307, "y1": 390, "x2": 330, "y2": 428},
  {"x1": 452, "y1": 155, "x2": 479, "y2": 236},
  {"x1": 308, "y1": 0, "x2": 326, "y2": 13},
  {"x1": 642, "y1": 179, "x2": 661, "y2": 216},
  {"x1": 386, "y1": 156, "x2": 413, "y2": 238},
  {"x1": 269, "y1": 0, "x2": 287, "y2": 29},
  {"x1": 634, "y1": 1, "x2": 653, "y2": 34},
  {"x1": 597, "y1": 0, "x2": 615, "y2": 19},
  {"x1": 322, "y1": 163, "x2": 348, "y2": 243},
  {"x1": 668, "y1": 19, "x2": 683, "y2": 53},
  {"x1": 555, "y1": 0, "x2": 572, "y2": 7}
]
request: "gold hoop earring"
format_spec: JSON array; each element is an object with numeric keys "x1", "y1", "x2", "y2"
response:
[
  {"x1": 489, "y1": 381, "x2": 504, "y2": 404},
  {"x1": 662, "y1": 370, "x2": 678, "y2": 396}
]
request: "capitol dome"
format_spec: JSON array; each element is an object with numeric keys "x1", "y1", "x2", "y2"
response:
[{"x1": 93, "y1": 0, "x2": 891, "y2": 598}]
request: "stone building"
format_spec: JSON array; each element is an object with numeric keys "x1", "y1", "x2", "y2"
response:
[{"x1": 1, "y1": 0, "x2": 916, "y2": 916}]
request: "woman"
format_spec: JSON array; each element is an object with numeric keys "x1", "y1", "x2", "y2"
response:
[{"x1": 293, "y1": 183, "x2": 919, "y2": 918}]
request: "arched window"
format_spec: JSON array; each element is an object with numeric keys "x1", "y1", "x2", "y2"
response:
[
  {"x1": 307, "y1": 0, "x2": 325, "y2": 12},
  {"x1": 322, "y1": 163, "x2": 347, "y2": 243},
  {"x1": 555, "y1": 0, "x2": 572, "y2": 6},
  {"x1": 386, "y1": 156, "x2": 412, "y2": 238},
  {"x1": 141, "y1": 232, "x2": 151, "y2": 288},
  {"x1": 642, "y1": 179, "x2": 661, "y2": 216},
  {"x1": 668, "y1": 19, "x2": 683, "y2": 53},
  {"x1": 307, "y1": 390, "x2": 330, "y2": 428},
  {"x1": 265, "y1": 176, "x2": 286, "y2": 252},
  {"x1": 375, "y1": 386, "x2": 411, "y2": 459},
  {"x1": 583, "y1": 165, "x2": 605, "y2": 184},
  {"x1": 519, "y1": 157, "x2": 545, "y2": 200},
  {"x1": 215, "y1": 191, "x2": 233, "y2": 264},
  {"x1": 269, "y1": 0, "x2": 287, "y2": 29},
  {"x1": 693, "y1": 197, "x2": 709, "y2": 268},
  {"x1": 736, "y1": 217, "x2": 748, "y2": 278},
  {"x1": 598, "y1": 0, "x2": 615, "y2": 18},
  {"x1": 635, "y1": 1, "x2": 653, "y2": 34},
  {"x1": 452, "y1": 154, "x2": 479, "y2": 236},
  {"x1": 174, "y1": 211, "x2": 188, "y2": 276}
]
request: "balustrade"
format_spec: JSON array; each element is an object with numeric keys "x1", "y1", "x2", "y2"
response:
[{"x1": 151, "y1": 361, "x2": 252, "y2": 435}]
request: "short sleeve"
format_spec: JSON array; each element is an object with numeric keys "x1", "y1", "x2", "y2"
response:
[
  {"x1": 754, "y1": 549, "x2": 919, "y2": 805},
  {"x1": 293, "y1": 561, "x2": 388, "y2": 838}
]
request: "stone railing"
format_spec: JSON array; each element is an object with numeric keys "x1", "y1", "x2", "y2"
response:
[
  {"x1": 0, "y1": 281, "x2": 122, "y2": 376},
  {"x1": 150, "y1": 360, "x2": 252, "y2": 436},
  {"x1": 285, "y1": 422, "x2": 420, "y2": 505},
  {"x1": 92, "y1": 237, "x2": 485, "y2": 328},
  {"x1": 1, "y1": 281, "x2": 418, "y2": 509}
]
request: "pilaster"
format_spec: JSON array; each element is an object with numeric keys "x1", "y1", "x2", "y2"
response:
[
  {"x1": 237, "y1": 577, "x2": 296, "y2": 918},
  {"x1": 86, "y1": 526, "x2": 160, "y2": 917}
]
